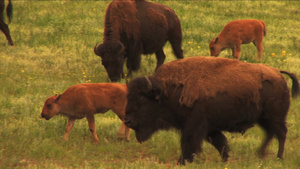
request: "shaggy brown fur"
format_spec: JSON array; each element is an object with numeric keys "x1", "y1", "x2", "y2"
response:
[
  {"x1": 0, "y1": 0, "x2": 13, "y2": 46},
  {"x1": 155, "y1": 56, "x2": 288, "y2": 107},
  {"x1": 41, "y1": 83, "x2": 130, "y2": 143},
  {"x1": 124, "y1": 56, "x2": 299, "y2": 164},
  {"x1": 94, "y1": 0, "x2": 183, "y2": 82},
  {"x1": 209, "y1": 19, "x2": 266, "y2": 60}
]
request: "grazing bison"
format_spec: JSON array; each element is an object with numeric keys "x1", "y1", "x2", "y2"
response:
[
  {"x1": 41, "y1": 83, "x2": 130, "y2": 143},
  {"x1": 94, "y1": 0, "x2": 183, "y2": 82},
  {"x1": 209, "y1": 19, "x2": 266, "y2": 60},
  {"x1": 124, "y1": 56, "x2": 299, "y2": 164},
  {"x1": 0, "y1": 0, "x2": 13, "y2": 46}
]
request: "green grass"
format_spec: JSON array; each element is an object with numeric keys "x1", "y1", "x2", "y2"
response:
[{"x1": 1, "y1": 0, "x2": 300, "y2": 168}]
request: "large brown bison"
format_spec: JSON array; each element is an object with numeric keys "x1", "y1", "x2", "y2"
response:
[
  {"x1": 94, "y1": 0, "x2": 183, "y2": 82},
  {"x1": 209, "y1": 19, "x2": 266, "y2": 60},
  {"x1": 41, "y1": 83, "x2": 130, "y2": 143},
  {"x1": 124, "y1": 56, "x2": 299, "y2": 164},
  {"x1": 0, "y1": 0, "x2": 13, "y2": 46}
]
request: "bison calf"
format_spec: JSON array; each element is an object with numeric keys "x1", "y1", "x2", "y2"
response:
[
  {"x1": 125, "y1": 56, "x2": 299, "y2": 164},
  {"x1": 41, "y1": 83, "x2": 130, "y2": 143},
  {"x1": 209, "y1": 19, "x2": 266, "y2": 60}
]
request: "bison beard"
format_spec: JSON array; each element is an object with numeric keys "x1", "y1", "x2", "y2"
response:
[{"x1": 125, "y1": 56, "x2": 299, "y2": 165}]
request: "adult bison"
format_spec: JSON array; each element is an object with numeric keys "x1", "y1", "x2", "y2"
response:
[
  {"x1": 0, "y1": 0, "x2": 13, "y2": 46},
  {"x1": 209, "y1": 19, "x2": 266, "y2": 60},
  {"x1": 124, "y1": 56, "x2": 299, "y2": 164},
  {"x1": 94, "y1": 0, "x2": 183, "y2": 82}
]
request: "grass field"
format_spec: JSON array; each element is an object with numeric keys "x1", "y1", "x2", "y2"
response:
[{"x1": 1, "y1": 0, "x2": 300, "y2": 168}]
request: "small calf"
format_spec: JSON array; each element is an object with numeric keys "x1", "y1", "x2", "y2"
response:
[
  {"x1": 41, "y1": 83, "x2": 130, "y2": 143},
  {"x1": 209, "y1": 19, "x2": 266, "y2": 60}
]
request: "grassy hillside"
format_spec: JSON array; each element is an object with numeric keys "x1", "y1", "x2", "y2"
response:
[{"x1": 0, "y1": 0, "x2": 300, "y2": 168}]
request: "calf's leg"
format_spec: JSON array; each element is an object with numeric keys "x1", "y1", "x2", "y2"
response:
[
  {"x1": 253, "y1": 39, "x2": 263, "y2": 60},
  {"x1": 86, "y1": 115, "x2": 99, "y2": 143},
  {"x1": 232, "y1": 45, "x2": 241, "y2": 59},
  {"x1": 63, "y1": 117, "x2": 76, "y2": 141},
  {"x1": 117, "y1": 122, "x2": 130, "y2": 142},
  {"x1": 124, "y1": 125, "x2": 130, "y2": 142}
]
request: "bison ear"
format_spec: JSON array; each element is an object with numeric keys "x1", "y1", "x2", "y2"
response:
[
  {"x1": 215, "y1": 37, "x2": 219, "y2": 44},
  {"x1": 111, "y1": 40, "x2": 125, "y2": 55},
  {"x1": 54, "y1": 94, "x2": 62, "y2": 103}
]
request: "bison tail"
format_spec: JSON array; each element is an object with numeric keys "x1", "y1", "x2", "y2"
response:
[
  {"x1": 261, "y1": 21, "x2": 267, "y2": 36},
  {"x1": 6, "y1": 0, "x2": 13, "y2": 23},
  {"x1": 280, "y1": 70, "x2": 300, "y2": 98}
]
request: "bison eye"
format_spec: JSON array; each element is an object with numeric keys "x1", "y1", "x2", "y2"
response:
[
  {"x1": 210, "y1": 47, "x2": 215, "y2": 51},
  {"x1": 47, "y1": 104, "x2": 52, "y2": 109}
]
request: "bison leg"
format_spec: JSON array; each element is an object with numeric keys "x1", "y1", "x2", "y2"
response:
[
  {"x1": 258, "y1": 118, "x2": 287, "y2": 159},
  {"x1": 0, "y1": 20, "x2": 13, "y2": 46},
  {"x1": 232, "y1": 45, "x2": 241, "y2": 59},
  {"x1": 86, "y1": 115, "x2": 99, "y2": 143},
  {"x1": 154, "y1": 49, "x2": 166, "y2": 71},
  {"x1": 252, "y1": 39, "x2": 263, "y2": 60},
  {"x1": 272, "y1": 122, "x2": 287, "y2": 159},
  {"x1": 169, "y1": 38, "x2": 184, "y2": 59},
  {"x1": 117, "y1": 122, "x2": 130, "y2": 142},
  {"x1": 125, "y1": 124, "x2": 130, "y2": 142},
  {"x1": 257, "y1": 118, "x2": 275, "y2": 158},
  {"x1": 178, "y1": 116, "x2": 207, "y2": 165},
  {"x1": 63, "y1": 117, "x2": 76, "y2": 141},
  {"x1": 206, "y1": 131, "x2": 230, "y2": 162},
  {"x1": 125, "y1": 47, "x2": 142, "y2": 76}
]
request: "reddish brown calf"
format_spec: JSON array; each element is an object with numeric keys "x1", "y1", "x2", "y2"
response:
[
  {"x1": 41, "y1": 83, "x2": 130, "y2": 143},
  {"x1": 209, "y1": 19, "x2": 266, "y2": 60}
]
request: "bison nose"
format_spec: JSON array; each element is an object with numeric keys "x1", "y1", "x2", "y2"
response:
[
  {"x1": 124, "y1": 119, "x2": 131, "y2": 127},
  {"x1": 41, "y1": 113, "x2": 46, "y2": 118},
  {"x1": 41, "y1": 113, "x2": 50, "y2": 120}
]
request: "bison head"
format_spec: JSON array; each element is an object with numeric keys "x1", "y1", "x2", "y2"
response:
[
  {"x1": 94, "y1": 40, "x2": 125, "y2": 82},
  {"x1": 124, "y1": 76, "x2": 170, "y2": 143},
  {"x1": 209, "y1": 37, "x2": 222, "y2": 57},
  {"x1": 41, "y1": 94, "x2": 62, "y2": 120}
]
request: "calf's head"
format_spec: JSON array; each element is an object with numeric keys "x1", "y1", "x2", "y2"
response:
[
  {"x1": 209, "y1": 37, "x2": 222, "y2": 56},
  {"x1": 125, "y1": 76, "x2": 166, "y2": 143},
  {"x1": 94, "y1": 40, "x2": 125, "y2": 82},
  {"x1": 41, "y1": 94, "x2": 62, "y2": 120}
]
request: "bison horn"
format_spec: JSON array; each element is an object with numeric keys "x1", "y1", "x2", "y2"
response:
[{"x1": 144, "y1": 76, "x2": 153, "y2": 92}]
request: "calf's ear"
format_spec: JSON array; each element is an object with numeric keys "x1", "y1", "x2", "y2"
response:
[
  {"x1": 54, "y1": 94, "x2": 62, "y2": 103},
  {"x1": 215, "y1": 37, "x2": 219, "y2": 44}
]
